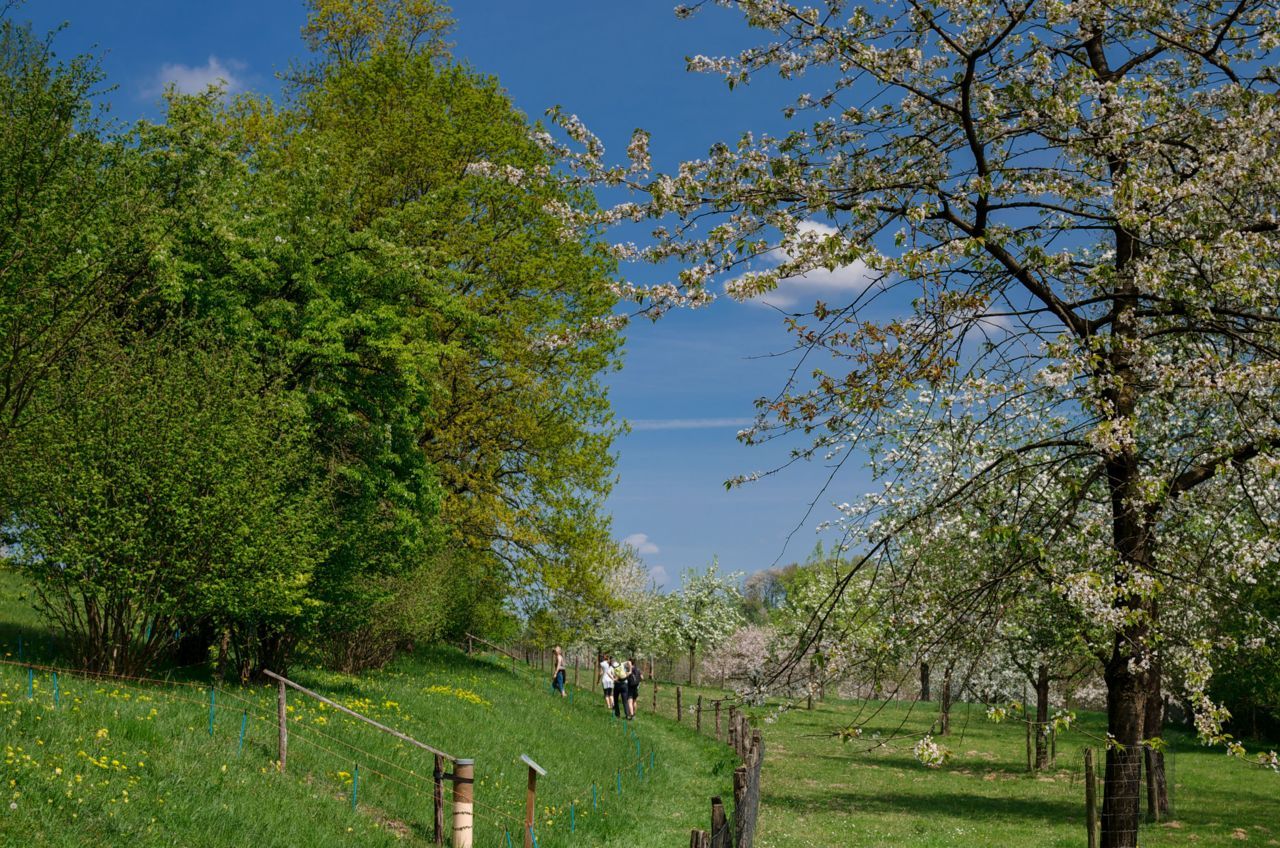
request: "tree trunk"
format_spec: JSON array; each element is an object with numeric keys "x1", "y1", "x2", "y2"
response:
[
  {"x1": 920, "y1": 661, "x2": 931, "y2": 702},
  {"x1": 1143, "y1": 659, "x2": 1169, "y2": 819},
  {"x1": 940, "y1": 667, "x2": 953, "y2": 736},
  {"x1": 1101, "y1": 642, "x2": 1147, "y2": 848},
  {"x1": 1034, "y1": 663, "x2": 1050, "y2": 769},
  {"x1": 688, "y1": 646, "x2": 696, "y2": 685}
]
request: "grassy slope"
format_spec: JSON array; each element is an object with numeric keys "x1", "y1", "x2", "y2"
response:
[{"x1": 0, "y1": 574, "x2": 737, "y2": 847}]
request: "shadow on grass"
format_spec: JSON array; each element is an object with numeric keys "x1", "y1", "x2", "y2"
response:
[{"x1": 766, "y1": 784, "x2": 1081, "y2": 824}]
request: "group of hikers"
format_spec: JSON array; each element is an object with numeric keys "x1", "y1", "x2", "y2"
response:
[{"x1": 550, "y1": 646, "x2": 643, "y2": 719}]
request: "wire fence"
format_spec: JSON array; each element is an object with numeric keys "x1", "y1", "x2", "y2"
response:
[{"x1": 0, "y1": 642, "x2": 671, "y2": 848}]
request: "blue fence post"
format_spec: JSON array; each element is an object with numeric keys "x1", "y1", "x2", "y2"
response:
[
  {"x1": 352, "y1": 764, "x2": 359, "y2": 810},
  {"x1": 615, "y1": 770, "x2": 621, "y2": 795},
  {"x1": 505, "y1": 829, "x2": 513, "y2": 848},
  {"x1": 238, "y1": 710, "x2": 248, "y2": 754},
  {"x1": 208, "y1": 687, "x2": 216, "y2": 735},
  {"x1": 27, "y1": 667, "x2": 33, "y2": 699},
  {"x1": 570, "y1": 802, "x2": 575, "y2": 833},
  {"x1": 592, "y1": 782, "x2": 597, "y2": 810},
  {"x1": 52, "y1": 672, "x2": 59, "y2": 707},
  {"x1": 529, "y1": 825, "x2": 539, "y2": 848}
]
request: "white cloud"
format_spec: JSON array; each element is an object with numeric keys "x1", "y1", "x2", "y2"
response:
[
  {"x1": 144, "y1": 56, "x2": 246, "y2": 98},
  {"x1": 628, "y1": 417, "x2": 753, "y2": 431},
  {"x1": 623, "y1": 532, "x2": 660, "y2": 555},
  {"x1": 648, "y1": 565, "x2": 668, "y2": 589},
  {"x1": 728, "y1": 220, "x2": 877, "y2": 309}
]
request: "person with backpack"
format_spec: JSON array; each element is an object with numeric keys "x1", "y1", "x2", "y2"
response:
[{"x1": 625, "y1": 656, "x2": 642, "y2": 719}]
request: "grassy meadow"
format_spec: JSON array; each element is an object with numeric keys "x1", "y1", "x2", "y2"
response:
[
  {"x1": 643, "y1": 678, "x2": 1278, "y2": 848},
  {"x1": 0, "y1": 573, "x2": 737, "y2": 848},
  {"x1": 2, "y1": 565, "x2": 1276, "y2": 848}
]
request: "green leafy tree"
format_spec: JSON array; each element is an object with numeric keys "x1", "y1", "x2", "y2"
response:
[{"x1": 4, "y1": 336, "x2": 328, "y2": 676}]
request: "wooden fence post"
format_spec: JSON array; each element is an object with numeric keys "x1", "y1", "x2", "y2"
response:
[
  {"x1": 652, "y1": 683, "x2": 657, "y2": 713},
  {"x1": 710, "y1": 796, "x2": 730, "y2": 848},
  {"x1": 715, "y1": 701, "x2": 721, "y2": 740},
  {"x1": 433, "y1": 754, "x2": 445, "y2": 845},
  {"x1": 696, "y1": 696, "x2": 703, "y2": 733},
  {"x1": 277, "y1": 678, "x2": 288, "y2": 772},
  {"x1": 453, "y1": 759, "x2": 474, "y2": 848},
  {"x1": 574, "y1": 657, "x2": 579, "y2": 688},
  {"x1": 676, "y1": 686, "x2": 683, "y2": 722},
  {"x1": 524, "y1": 767, "x2": 538, "y2": 848},
  {"x1": 1084, "y1": 747, "x2": 1098, "y2": 848}
]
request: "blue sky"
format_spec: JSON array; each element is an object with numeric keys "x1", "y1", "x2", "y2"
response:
[{"x1": 23, "y1": 1, "x2": 874, "y2": 589}]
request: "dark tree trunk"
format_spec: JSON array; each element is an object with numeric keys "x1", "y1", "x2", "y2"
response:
[
  {"x1": 940, "y1": 666, "x2": 953, "y2": 735},
  {"x1": 1143, "y1": 659, "x2": 1169, "y2": 819},
  {"x1": 920, "y1": 661, "x2": 931, "y2": 702},
  {"x1": 1034, "y1": 663, "x2": 1050, "y2": 769},
  {"x1": 1101, "y1": 641, "x2": 1147, "y2": 848}
]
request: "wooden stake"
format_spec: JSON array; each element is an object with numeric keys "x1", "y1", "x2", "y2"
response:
[
  {"x1": 710, "y1": 797, "x2": 730, "y2": 848},
  {"x1": 453, "y1": 759, "x2": 474, "y2": 848},
  {"x1": 696, "y1": 696, "x2": 703, "y2": 733},
  {"x1": 715, "y1": 701, "x2": 721, "y2": 740},
  {"x1": 1084, "y1": 747, "x2": 1098, "y2": 848},
  {"x1": 433, "y1": 754, "x2": 445, "y2": 845},
  {"x1": 652, "y1": 683, "x2": 657, "y2": 713},
  {"x1": 676, "y1": 686, "x2": 683, "y2": 722},
  {"x1": 1026, "y1": 718, "x2": 1033, "y2": 771},
  {"x1": 277, "y1": 678, "x2": 288, "y2": 772},
  {"x1": 524, "y1": 765, "x2": 538, "y2": 848}
]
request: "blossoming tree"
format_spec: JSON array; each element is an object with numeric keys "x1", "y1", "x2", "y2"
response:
[{"x1": 537, "y1": 1, "x2": 1280, "y2": 843}]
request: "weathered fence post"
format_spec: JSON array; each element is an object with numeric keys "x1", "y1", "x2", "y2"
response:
[
  {"x1": 1084, "y1": 747, "x2": 1098, "y2": 848},
  {"x1": 676, "y1": 686, "x2": 683, "y2": 722},
  {"x1": 696, "y1": 695, "x2": 703, "y2": 733},
  {"x1": 1025, "y1": 719, "x2": 1033, "y2": 771},
  {"x1": 452, "y1": 759, "x2": 474, "y2": 848},
  {"x1": 728, "y1": 707, "x2": 738, "y2": 752},
  {"x1": 715, "y1": 701, "x2": 721, "y2": 740},
  {"x1": 277, "y1": 678, "x2": 288, "y2": 772},
  {"x1": 433, "y1": 754, "x2": 445, "y2": 845},
  {"x1": 710, "y1": 796, "x2": 730, "y2": 848},
  {"x1": 574, "y1": 657, "x2": 579, "y2": 688},
  {"x1": 652, "y1": 683, "x2": 657, "y2": 713}
]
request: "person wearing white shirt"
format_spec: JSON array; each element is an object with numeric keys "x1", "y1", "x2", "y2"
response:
[{"x1": 600, "y1": 653, "x2": 615, "y2": 710}]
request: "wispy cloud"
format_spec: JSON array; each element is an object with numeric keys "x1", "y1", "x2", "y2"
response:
[
  {"x1": 628, "y1": 417, "x2": 753, "y2": 431},
  {"x1": 728, "y1": 220, "x2": 877, "y2": 309},
  {"x1": 623, "y1": 532, "x2": 660, "y2": 555},
  {"x1": 143, "y1": 56, "x2": 246, "y2": 98}
]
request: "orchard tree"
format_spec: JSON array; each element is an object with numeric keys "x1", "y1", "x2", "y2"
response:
[
  {"x1": 543, "y1": 1, "x2": 1280, "y2": 842},
  {"x1": 663, "y1": 563, "x2": 745, "y2": 683}
]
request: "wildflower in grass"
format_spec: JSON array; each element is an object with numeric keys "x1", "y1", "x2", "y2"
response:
[{"x1": 94, "y1": 728, "x2": 108, "y2": 741}]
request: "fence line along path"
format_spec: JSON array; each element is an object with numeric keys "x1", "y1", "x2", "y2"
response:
[{"x1": 264, "y1": 669, "x2": 471, "y2": 848}]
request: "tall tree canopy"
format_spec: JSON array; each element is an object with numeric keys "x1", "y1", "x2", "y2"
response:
[{"x1": 553, "y1": 1, "x2": 1280, "y2": 843}]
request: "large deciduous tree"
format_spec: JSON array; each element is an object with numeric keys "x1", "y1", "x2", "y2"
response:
[{"x1": 554, "y1": 1, "x2": 1280, "y2": 843}]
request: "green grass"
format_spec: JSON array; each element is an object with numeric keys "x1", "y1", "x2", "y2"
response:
[
  {"x1": 0, "y1": 574, "x2": 737, "y2": 847},
  {"x1": 4, "y1": 562, "x2": 1276, "y2": 848},
  {"x1": 731, "y1": 694, "x2": 1279, "y2": 848},
  {"x1": 626, "y1": 673, "x2": 1280, "y2": 848}
]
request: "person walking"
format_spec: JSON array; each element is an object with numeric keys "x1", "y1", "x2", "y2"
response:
[
  {"x1": 611, "y1": 657, "x2": 626, "y2": 718},
  {"x1": 625, "y1": 655, "x2": 641, "y2": 719},
  {"x1": 600, "y1": 652, "x2": 614, "y2": 711},
  {"x1": 552, "y1": 646, "x2": 566, "y2": 697}
]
